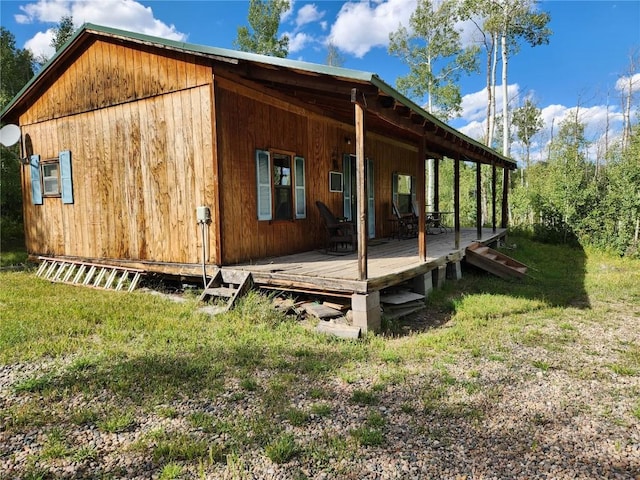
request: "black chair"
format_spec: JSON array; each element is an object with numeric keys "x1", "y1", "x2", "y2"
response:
[
  {"x1": 392, "y1": 202, "x2": 418, "y2": 238},
  {"x1": 316, "y1": 201, "x2": 357, "y2": 252}
]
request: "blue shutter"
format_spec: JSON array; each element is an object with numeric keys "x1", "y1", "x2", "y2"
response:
[
  {"x1": 343, "y1": 154, "x2": 352, "y2": 220},
  {"x1": 392, "y1": 172, "x2": 398, "y2": 214},
  {"x1": 59, "y1": 150, "x2": 74, "y2": 204},
  {"x1": 30, "y1": 155, "x2": 42, "y2": 205},
  {"x1": 367, "y1": 158, "x2": 375, "y2": 238},
  {"x1": 256, "y1": 150, "x2": 272, "y2": 220},
  {"x1": 411, "y1": 175, "x2": 417, "y2": 216},
  {"x1": 294, "y1": 156, "x2": 306, "y2": 219}
]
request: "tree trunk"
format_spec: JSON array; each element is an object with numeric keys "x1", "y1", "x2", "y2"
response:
[{"x1": 501, "y1": 32, "x2": 509, "y2": 157}]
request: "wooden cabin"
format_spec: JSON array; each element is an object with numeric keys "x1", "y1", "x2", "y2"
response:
[{"x1": 1, "y1": 24, "x2": 516, "y2": 331}]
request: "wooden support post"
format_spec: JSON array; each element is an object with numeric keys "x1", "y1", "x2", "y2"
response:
[
  {"x1": 433, "y1": 158, "x2": 440, "y2": 212},
  {"x1": 418, "y1": 140, "x2": 427, "y2": 261},
  {"x1": 502, "y1": 167, "x2": 509, "y2": 229},
  {"x1": 476, "y1": 162, "x2": 482, "y2": 240},
  {"x1": 352, "y1": 89, "x2": 367, "y2": 280},
  {"x1": 492, "y1": 162, "x2": 497, "y2": 233},
  {"x1": 454, "y1": 157, "x2": 461, "y2": 250}
]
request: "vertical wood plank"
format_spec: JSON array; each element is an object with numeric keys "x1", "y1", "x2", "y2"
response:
[
  {"x1": 354, "y1": 100, "x2": 367, "y2": 280},
  {"x1": 454, "y1": 157, "x2": 460, "y2": 250},
  {"x1": 476, "y1": 162, "x2": 482, "y2": 239},
  {"x1": 502, "y1": 168, "x2": 509, "y2": 228},
  {"x1": 492, "y1": 162, "x2": 497, "y2": 232},
  {"x1": 417, "y1": 139, "x2": 426, "y2": 261}
]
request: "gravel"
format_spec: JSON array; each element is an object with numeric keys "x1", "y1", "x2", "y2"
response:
[{"x1": 1, "y1": 300, "x2": 639, "y2": 479}]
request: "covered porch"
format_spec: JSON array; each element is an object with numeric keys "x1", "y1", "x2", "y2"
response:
[{"x1": 231, "y1": 228, "x2": 507, "y2": 332}]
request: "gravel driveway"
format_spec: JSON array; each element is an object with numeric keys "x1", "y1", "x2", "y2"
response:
[{"x1": 1, "y1": 298, "x2": 639, "y2": 479}]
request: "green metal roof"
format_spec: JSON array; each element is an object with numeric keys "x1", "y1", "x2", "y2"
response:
[{"x1": 1, "y1": 22, "x2": 514, "y2": 167}]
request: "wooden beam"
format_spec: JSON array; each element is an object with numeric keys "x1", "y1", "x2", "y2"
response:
[
  {"x1": 433, "y1": 158, "x2": 440, "y2": 212},
  {"x1": 418, "y1": 139, "x2": 427, "y2": 261},
  {"x1": 492, "y1": 163, "x2": 497, "y2": 232},
  {"x1": 454, "y1": 157, "x2": 460, "y2": 250},
  {"x1": 476, "y1": 162, "x2": 482, "y2": 240},
  {"x1": 353, "y1": 89, "x2": 368, "y2": 281},
  {"x1": 502, "y1": 167, "x2": 509, "y2": 228}
]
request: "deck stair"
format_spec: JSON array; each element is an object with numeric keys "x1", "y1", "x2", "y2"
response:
[
  {"x1": 465, "y1": 242, "x2": 528, "y2": 280},
  {"x1": 35, "y1": 257, "x2": 143, "y2": 291},
  {"x1": 199, "y1": 269, "x2": 253, "y2": 313}
]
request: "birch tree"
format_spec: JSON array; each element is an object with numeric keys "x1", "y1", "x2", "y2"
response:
[
  {"x1": 512, "y1": 98, "x2": 543, "y2": 187},
  {"x1": 235, "y1": 0, "x2": 290, "y2": 58},
  {"x1": 618, "y1": 48, "x2": 640, "y2": 152},
  {"x1": 389, "y1": 0, "x2": 479, "y2": 121}
]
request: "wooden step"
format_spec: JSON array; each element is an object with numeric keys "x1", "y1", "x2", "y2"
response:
[{"x1": 199, "y1": 269, "x2": 253, "y2": 313}]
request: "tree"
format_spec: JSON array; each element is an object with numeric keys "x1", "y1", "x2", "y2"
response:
[
  {"x1": 326, "y1": 42, "x2": 344, "y2": 67},
  {"x1": 618, "y1": 48, "x2": 640, "y2": 152},
  {"x1": 389, "y1": 0, "x2": 479, "y2": 121},
  {"x1": 234, "y1": 0, "x2": 290, "y2": 58},
  {"x1": 1, "y1": 28, "x2": 34, "y2": 235},
  {"x1": 51, "y1": 15, "x2": 76, "y2": 53},
  {"x1": 1, "y1": 27, "x2": 34, "y2": 107},
  {"x1": 512, "y1": 97, "x2": 543, "y2": 187},
  {"x1": 490, "y1": 0, "x2": 551, "y2": 157}
]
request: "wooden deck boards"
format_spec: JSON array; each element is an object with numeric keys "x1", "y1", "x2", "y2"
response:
[{"x1": 231, "y1": 228, "x2": 507, "y2": 294}]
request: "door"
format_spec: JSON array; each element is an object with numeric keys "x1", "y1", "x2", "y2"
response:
[{"x1": 343, "y1": 154, "x2": 375, "y2": 239}]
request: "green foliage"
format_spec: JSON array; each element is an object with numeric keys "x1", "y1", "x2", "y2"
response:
[
  {"x1": 389, "y1": 0, "x2": 479, "y2": 121},
  {"x1": 265, "y1": 433, "x2": 298, "y2": 463},
  {"x1": 50, "y1": 15, "x2": 76, "y2": 53},
  {"x1": 234, "y1": 0, "x2": 289, "y2": 58},
  {"x1": 511, "y1": 123, "x2": 640, "y2": 256}
]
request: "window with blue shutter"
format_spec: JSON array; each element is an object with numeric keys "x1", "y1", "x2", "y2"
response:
[
  {"x1": 294, "y1": 156, "x2": 306, "y2": 219},
  {"x1": 256, "y1": 150, "x2": 272, "y2": 220},
  {"x1": 30, "y1": 155, "x2": 43, "y2": 205},
  {"x1": 59, "y1": 150, "x2": 74, "y2": 204}
]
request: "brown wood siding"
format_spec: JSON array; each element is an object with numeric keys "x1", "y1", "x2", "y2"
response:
[
  {"x1": 20, "y1": 38, "x2": 210, "y2": 126},
  {"x1": 19, "y1": 40, "x2": 217, "y2": 265},
  {"x1": 215, "y1": 82, "x2": 421, "y2": 265}
]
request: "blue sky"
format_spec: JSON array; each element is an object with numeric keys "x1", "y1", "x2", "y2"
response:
[{"x1": 1, "y1": 0, "x2": 639, "y2": 162}]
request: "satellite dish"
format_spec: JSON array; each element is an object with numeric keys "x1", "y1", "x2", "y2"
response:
[{"x1": 0, "y1": 124, "x2": 21, "y2": 147}]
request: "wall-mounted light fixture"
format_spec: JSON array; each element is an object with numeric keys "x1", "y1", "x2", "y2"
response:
[{"x1": 344, "y1": 136, "x2": 351, "y2": 145}]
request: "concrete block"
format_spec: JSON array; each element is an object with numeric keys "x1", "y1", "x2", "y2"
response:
[
  {"x1": 412, "y1": 272, "x2": 433, "y2": 297},
  {"x1": 351, "y1": 291, "x2": 381, "y2": 334},
  {"x1": 432, "y1": 265, "x2": 447, "y2": 289},
  {"x1": 446, "y1": 261, "x2": 462, "y2": 280}
]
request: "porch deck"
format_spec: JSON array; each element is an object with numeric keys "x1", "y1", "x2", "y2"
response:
[{"x1": 231, "y1": 228, "x2": 507, "y2": 296}]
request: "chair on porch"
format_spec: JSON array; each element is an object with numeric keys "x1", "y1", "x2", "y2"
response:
[
  {"x1": 315, "y1": 201, "x2": 357, "y2": 253},
  {"x1": 392, "y1": 202, "x2": 418, "y2": 238}
]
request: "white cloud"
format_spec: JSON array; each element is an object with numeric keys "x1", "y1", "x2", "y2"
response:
[
  {"x1": 288, "y1": 32, "x2": 312, "y2": 53},
  {"x1": 615, "y1": 73, "x2": 640, "y2": 94},
  {"x1": 16, "y1": 0, "x2": 186, "y2": 59},
  {"x1": 329, "y1": 0, "x2": 416, "y2": 58},
  {"x1": 460, "y1": 83, "x2": 521, "y2": 124},
  {"x1": 295, "y1": 4, "x2": 324, "y2": 29}
]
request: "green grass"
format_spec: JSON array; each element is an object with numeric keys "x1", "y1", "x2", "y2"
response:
[{"x1": 1, "y1": 235, "x2": 639, "y2": 477}]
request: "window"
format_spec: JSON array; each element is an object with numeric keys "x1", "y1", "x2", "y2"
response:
[
  {"x1": 256, "y1": 149, "x2": 305, "y2": 221},
  {"x1": 392, "y1": 172, "x2": 416, "y2": 215},
  {"x1": 42, "y1": 161, "x2": 60, "y2": 196},
  {"x1": 30, "y1": 151, "x2": 74, "y2": 205}
]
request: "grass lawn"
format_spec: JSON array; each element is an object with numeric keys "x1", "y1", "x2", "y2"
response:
[{"x1": 1, "y1": 235, "x2": 639, "y2": 479}]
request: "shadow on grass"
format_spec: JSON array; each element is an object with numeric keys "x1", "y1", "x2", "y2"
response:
[{"x1": 388, "y1": 235, "x2": 590, "y2": 336}]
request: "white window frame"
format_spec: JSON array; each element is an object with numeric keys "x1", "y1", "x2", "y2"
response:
[{"x1": 256, "y1": 149, "x2": 306, "y2": 221}]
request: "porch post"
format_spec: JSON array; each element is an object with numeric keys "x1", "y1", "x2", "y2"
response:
[
  {"x1": 501, "y1": 167, "x2": 509, "y2": 229},
  {"x1": 454, "y1": 157, "x2": 461, "y2": 250},
  {"x1": 476, "y1": 162, "x2": 482, "y2": 240},
  {"x1": 433, "y1": 158, "x2": 440, "y2": 212},
  {"x1": 492, "y1": 162, "x2": 497, "y2": 232},
  {"x1": 418, "y1": 139, "x2": 427, "y2": 261},
  {"x1": 352, "y1": 89, "x2": 367, "y2": 280}
]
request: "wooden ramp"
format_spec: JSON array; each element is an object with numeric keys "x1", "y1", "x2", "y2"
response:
[
  {"x1": 199, "y1": 269, "x2": 253, "y2": 313},
  {"x1": 465, "y1": 242, "x2": 528, "y2": 280},
  {"x1": 36, "y1": 257, "x2": 143, "y2": 292}
]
